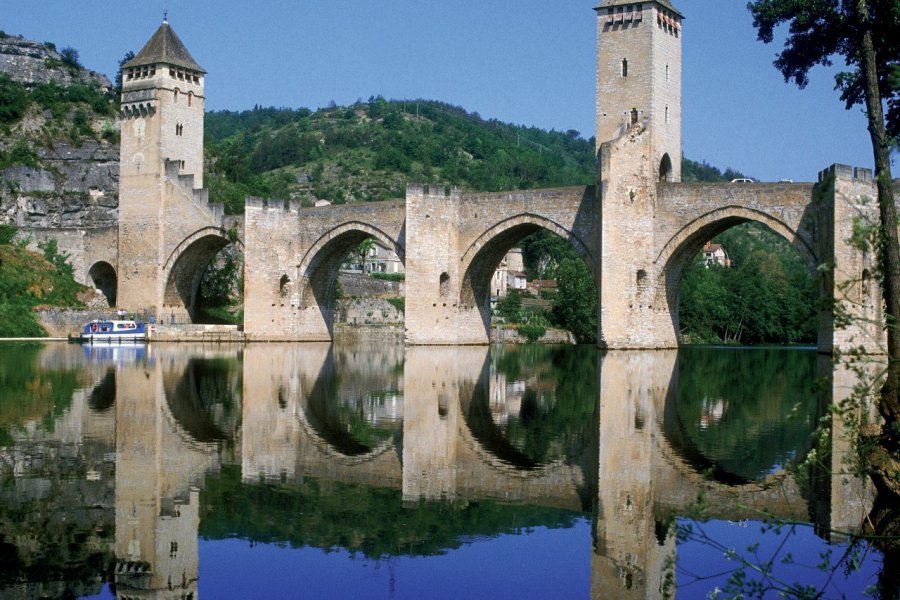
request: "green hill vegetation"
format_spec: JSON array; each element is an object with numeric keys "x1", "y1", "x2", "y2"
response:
[
  {"x1": 0, "y1": 225, "x2": 86, "y2": 337},
  {"x1": 204, "y1": 98, "x2": 596, "y2": 213},
  {"x1": 0, "y1": 73, "x2": 117, "y2": 154}
]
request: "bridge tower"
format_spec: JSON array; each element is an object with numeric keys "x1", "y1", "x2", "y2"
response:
[
  {"x1": 595, "y1": 1, "x2": 684, "y2": 348},
  {"x1": 595, "y1": 0, "x2": 682, "y2": 182},
  {"x1": 117, "y1": 19, "x2": 207, "y2": 313}
]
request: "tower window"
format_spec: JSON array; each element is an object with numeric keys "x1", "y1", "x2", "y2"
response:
[
  {"x1": 174, "y1": 89, "x2": 179, "y2": 103},
  {"x1": 666, "y1": 64, "x2": 669, "y2": 81},
  {"x1": 188, "y1": 92, "x2": 193, "y2": 107},
  {"x1": 665, "y1": 106, "x2": 668, "y2": 123},
  {"x1": 622, "y1": 58, "x2": 628, "y2": 77},
  {"x1": 175, "y1": 123, "x2": 183, "y2": 136}
]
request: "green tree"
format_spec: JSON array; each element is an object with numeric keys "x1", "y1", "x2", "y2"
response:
[
  {"x1": 748, "y1": 0, "x2": 900, "y2": 502},
  {"x1": 496, "y1": 290, "x2": 523, "y2": 323},
  {"x1": 115, "y1": 50, "x2": 135, "y2": 95},
  {"x1": 59, "y1": 46, "x2": 81, "y2": 72},
  {"x1": 550, "y1": 258, "x2": 596, "y2": 344}
]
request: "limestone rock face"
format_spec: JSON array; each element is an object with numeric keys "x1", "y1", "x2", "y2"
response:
[
  {"x1": 1, "y1": 142, "x2": 119, "y2": 228},
  {"x1": 0, "y1": 33, "x2": 111, "y2": 89},
  {"x1": 0, "y1": 33, "x2": 120, "y2": 230}
]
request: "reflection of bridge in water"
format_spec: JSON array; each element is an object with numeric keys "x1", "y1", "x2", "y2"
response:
[{"x1": 103, "y1": 343, "x2": 873, "y2": 599}]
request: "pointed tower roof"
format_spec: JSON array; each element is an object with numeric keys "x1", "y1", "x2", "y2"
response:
[
  {"x1": 594, "y1": 0, "x2": 683, "y2": 18},
  {"x1": 124, "y1": 21, "x2": 205, "y2": 73}
]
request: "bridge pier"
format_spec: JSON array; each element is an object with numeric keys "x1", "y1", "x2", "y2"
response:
[{"x1": 403, "y1": 185, "x2": 486, "y2": 345}]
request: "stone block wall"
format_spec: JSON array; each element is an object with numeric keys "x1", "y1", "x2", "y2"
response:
[
  {"x1": 822, "y1": 164, "x2": 884, "y2": 354},
  {"x1": 243, "y1": 197, "x2": 305, "y2": 340}
]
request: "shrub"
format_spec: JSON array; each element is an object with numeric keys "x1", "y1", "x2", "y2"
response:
[
  {"x1": 59, "y1": 47, "x2": 81, "y2": 72},
  {"x1": 386, "y1": 297, "x2": 405, "y2": 313},
  {"x1": 0, "y1": 225, "x2": 17, "y2": 245},
  {"x1": 0, "y1": 75, "x2": 27, "y2": 124},
  {"x1": 517, "y1": 321, "x2": 547, "y2": 343},
  {"x1": 370, "y1": 272, "x2": 405, "y2": 281},
  {"x1": 0, "y1": 140, "x2": 40, "y2": 170}
]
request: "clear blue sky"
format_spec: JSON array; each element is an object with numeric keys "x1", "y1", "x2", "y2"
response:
[{"x1": 4, "y1": 1, "x2": 883, "y2": 182}]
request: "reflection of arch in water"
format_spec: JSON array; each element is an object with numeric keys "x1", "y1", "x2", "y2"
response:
[
  {"x1": 295, "y1": 352, "x2": 398, "y2": 462},
  {"x1": 456, "y1": 355, "x2": 590, "y2": 475},
  {"x1": 163, "y1": 358, "x2": 241, "y2": 444},
  {"x1": 658, "y1": 349, "x2": 817, "y2": 487},
  {"x1": 88, "y1": 369, "x2": 116, "y2": 412}
]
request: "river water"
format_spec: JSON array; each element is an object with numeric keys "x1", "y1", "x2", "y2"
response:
[{"x1": 0, "y1": 342, "x2": 886, "y2": 598}]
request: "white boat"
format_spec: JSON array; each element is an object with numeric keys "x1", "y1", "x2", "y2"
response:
[{"x1": 80, "y1": 319, "x2": 149, "y2": 343}]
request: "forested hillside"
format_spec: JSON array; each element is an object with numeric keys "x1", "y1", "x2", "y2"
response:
[{"x1": 204, "y1": 98, "x2": 596, "y2": 214}]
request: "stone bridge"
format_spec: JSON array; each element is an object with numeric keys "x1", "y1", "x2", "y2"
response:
[
  {"x1": 241, "y1": 159, "x2": 881, "y2": 352},
  {"x1": 44, "y1": 2, "x2": 883, "y2": 353},
  {"x1": 243, "y1": 185, "x2": 598, "y2": 344}
]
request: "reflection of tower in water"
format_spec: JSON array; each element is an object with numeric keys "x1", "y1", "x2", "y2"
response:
[
  {"x1": 114, "y1": 350, "x2": 230, "y2": 599},
  {"x1": 592, "y1": 351, "x2": 678, "y2": 600}
]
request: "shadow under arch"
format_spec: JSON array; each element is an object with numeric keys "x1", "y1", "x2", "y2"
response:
[
  {"x1": 295, "y1": 221, "x2": 404, "y2": 337},
  {"x1": 163, "y1": 358, "x2": 242, "y2": 445},
  {"x1": 659, "y1": 153, "x2": 673, "y2": 182},
  {"x1": 653, "y1": 205, "x2": 819, "y2": 344},
  {"x1": 162, "y1": 227, "x2": 244, "y2": 322},
  {"x1": 87, "y1": 261, "x2": 117, "y2": 306},
  {"x1": 458, "y1": 214, "x2": 595, "y2": 339}
]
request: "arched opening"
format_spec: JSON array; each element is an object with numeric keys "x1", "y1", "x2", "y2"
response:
[
  {"x1": 659, "y1": 153, "x2": 673, "y2": 182},
  {"x1": 300, "y1": 227, "x2": 404, "y2": 334},
  {"x1": 195, "y1": 246, "x2": 244, "y2": 324},
  {"x1": 87, "y1": 261, "x2": 117, "y2": 307},
  {"x1": 163, "y1": 232, "x2": 242, "y2": 324},
  {"x1": 461, "y1": 222, "x2": 596, "y2": 344},
  {"x1": 670, "y1": 220, "x2": 818, "y2": 346}
]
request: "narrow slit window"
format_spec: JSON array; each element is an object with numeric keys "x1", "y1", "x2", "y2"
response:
[{"x1": 622, "y1": 58, "x2": 628, "y2": 77}]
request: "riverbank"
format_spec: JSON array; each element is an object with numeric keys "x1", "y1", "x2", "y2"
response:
[{"x1": 32, "y1": 308, "x2": 575, "y2": 344}]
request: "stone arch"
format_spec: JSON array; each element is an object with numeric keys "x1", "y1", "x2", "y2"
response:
[
  {"x1": 458, "y1": 214, "x2": 595, "y2": 337},
  {"x1": 653, "y1": 205, "x2": 819, "y2": 343},
  {"x1": 162, "y1": 227, "x2": 244, "y2": 322},
  {"x1": 659, "y1": 153, "x2": 673, "y2": 182},
  {"x1": 88, "y1": 261, "x2": 117, "y2": 307},
  {"x1": 296, "y1": 221, "x2": 404, "y2": 311}
]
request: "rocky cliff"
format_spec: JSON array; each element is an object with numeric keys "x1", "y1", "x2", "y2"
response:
[
  {"x1": 0, "y1": 33, "x2": 119, "y2": 231},
  {"x1": 0, "y1": 33, "x2": 110, "y2": 89}
]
